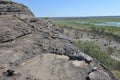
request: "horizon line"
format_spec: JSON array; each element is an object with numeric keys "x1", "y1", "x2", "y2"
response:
[{"x1": 38, "y1": 15, "x2": 120, "y2": 18}]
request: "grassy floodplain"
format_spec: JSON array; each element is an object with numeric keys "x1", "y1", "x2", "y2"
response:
[{"x1": 53, "y1": 17, "x2": 120, "y2": 42}]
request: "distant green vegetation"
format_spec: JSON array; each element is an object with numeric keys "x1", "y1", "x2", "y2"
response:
[
  {"x1": 75, "y1": 40, "x2": 120, "y2": 70},
  {"x1": 53, "y1": 17, "x2": 120, "y2": 23},
  {"x1": 53, "y1": 18, "x2": 120, "y2": 42},
  {"x1": 55, "y1": 21, "x2": 93, "y2": 29},
  {"x1": 106, "y1": 46, "x2": 115, "y2": 55},
  {"x1": 75, "y1": 40, "x2": 120, "y2": 79}
]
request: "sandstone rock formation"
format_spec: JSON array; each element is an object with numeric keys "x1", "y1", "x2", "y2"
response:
[
  {"x1": 0, "y1": 0, "x2": 34, "y2": 18},
  {"x1": 0, "y1": 0, "x2": 116, "y2": 80}
]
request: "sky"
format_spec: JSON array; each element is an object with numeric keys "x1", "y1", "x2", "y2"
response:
[{"x1": 13, "y1": 0, "x2": 120, "y2": 17}]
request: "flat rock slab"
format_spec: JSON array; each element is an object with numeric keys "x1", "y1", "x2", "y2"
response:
[{"x1": 17, "y1": 53, "x2": 91, "y2": 80}]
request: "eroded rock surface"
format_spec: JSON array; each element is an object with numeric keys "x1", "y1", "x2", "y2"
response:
[
  {"x1": 0, "y1": 1, "x2": 115, "y2": 80},
  {"x1": 0, "y1": 0, "x2": 34, "y2": 18},
  {"x1": 0, "y1": 54, "x2": 113, "y2": 80}
]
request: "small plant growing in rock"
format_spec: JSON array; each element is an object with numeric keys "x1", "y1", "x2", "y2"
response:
[{"x1": 52, "y1": 23, "x2": 56, "y2": 26}]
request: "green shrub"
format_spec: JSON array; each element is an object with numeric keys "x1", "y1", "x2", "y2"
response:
[
  {"x1": 75, "y1": 40, "x2": 120, "y2": 70},
  {"x1": 106, "y1": 46, "x2": 115, "y2": 55}
]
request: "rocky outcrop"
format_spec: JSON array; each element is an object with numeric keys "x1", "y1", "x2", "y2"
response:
[
  {"x1": 0, "y1": 15, "x2": 92, "y2": 66},
  {"x1": 0, "y1": 0, "x2": 34, "y2": 18},
  {"x1": 0, "y1": 1, "x2": 116, "y2": 80},
  {"x1": 0, "y1": 15, "x2": 115, "y2": 80},
  {"x1": 0, "y1": 53, "x2": 113, "y2": 80}
]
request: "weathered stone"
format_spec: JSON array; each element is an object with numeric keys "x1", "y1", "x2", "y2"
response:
[
  {"x1": 0, "y1": 0, "x2": 34, "y2": 18},
  {"x1": 0, "y1": 1, "x2": 115, "y2": 80},
  {"x1": 16, "y1": 54, "x2": 91, "y2": 80},
  {"x1": 88, "y1": 70, "x2": 112, "y2": 80}
]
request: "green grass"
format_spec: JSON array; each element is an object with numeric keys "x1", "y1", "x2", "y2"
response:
[
  {"x1": 54, "y1": 20, "x2": 94, "y2": 29},
  {"x1": 75, "y1": 40, "x2": 120, "y2": 70},
  {"x1": 75, "y1": 40, "x2": 120, "y2": 79},
  {"x1": 53, "y1": 19, "x2": 120, "y2": 42},
  {"x1": 54, "y1": 19, "x2": 120, "y2": 29},
  {"x1": 53, "y1": 17, "x2": 120, "y2": 23}
]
